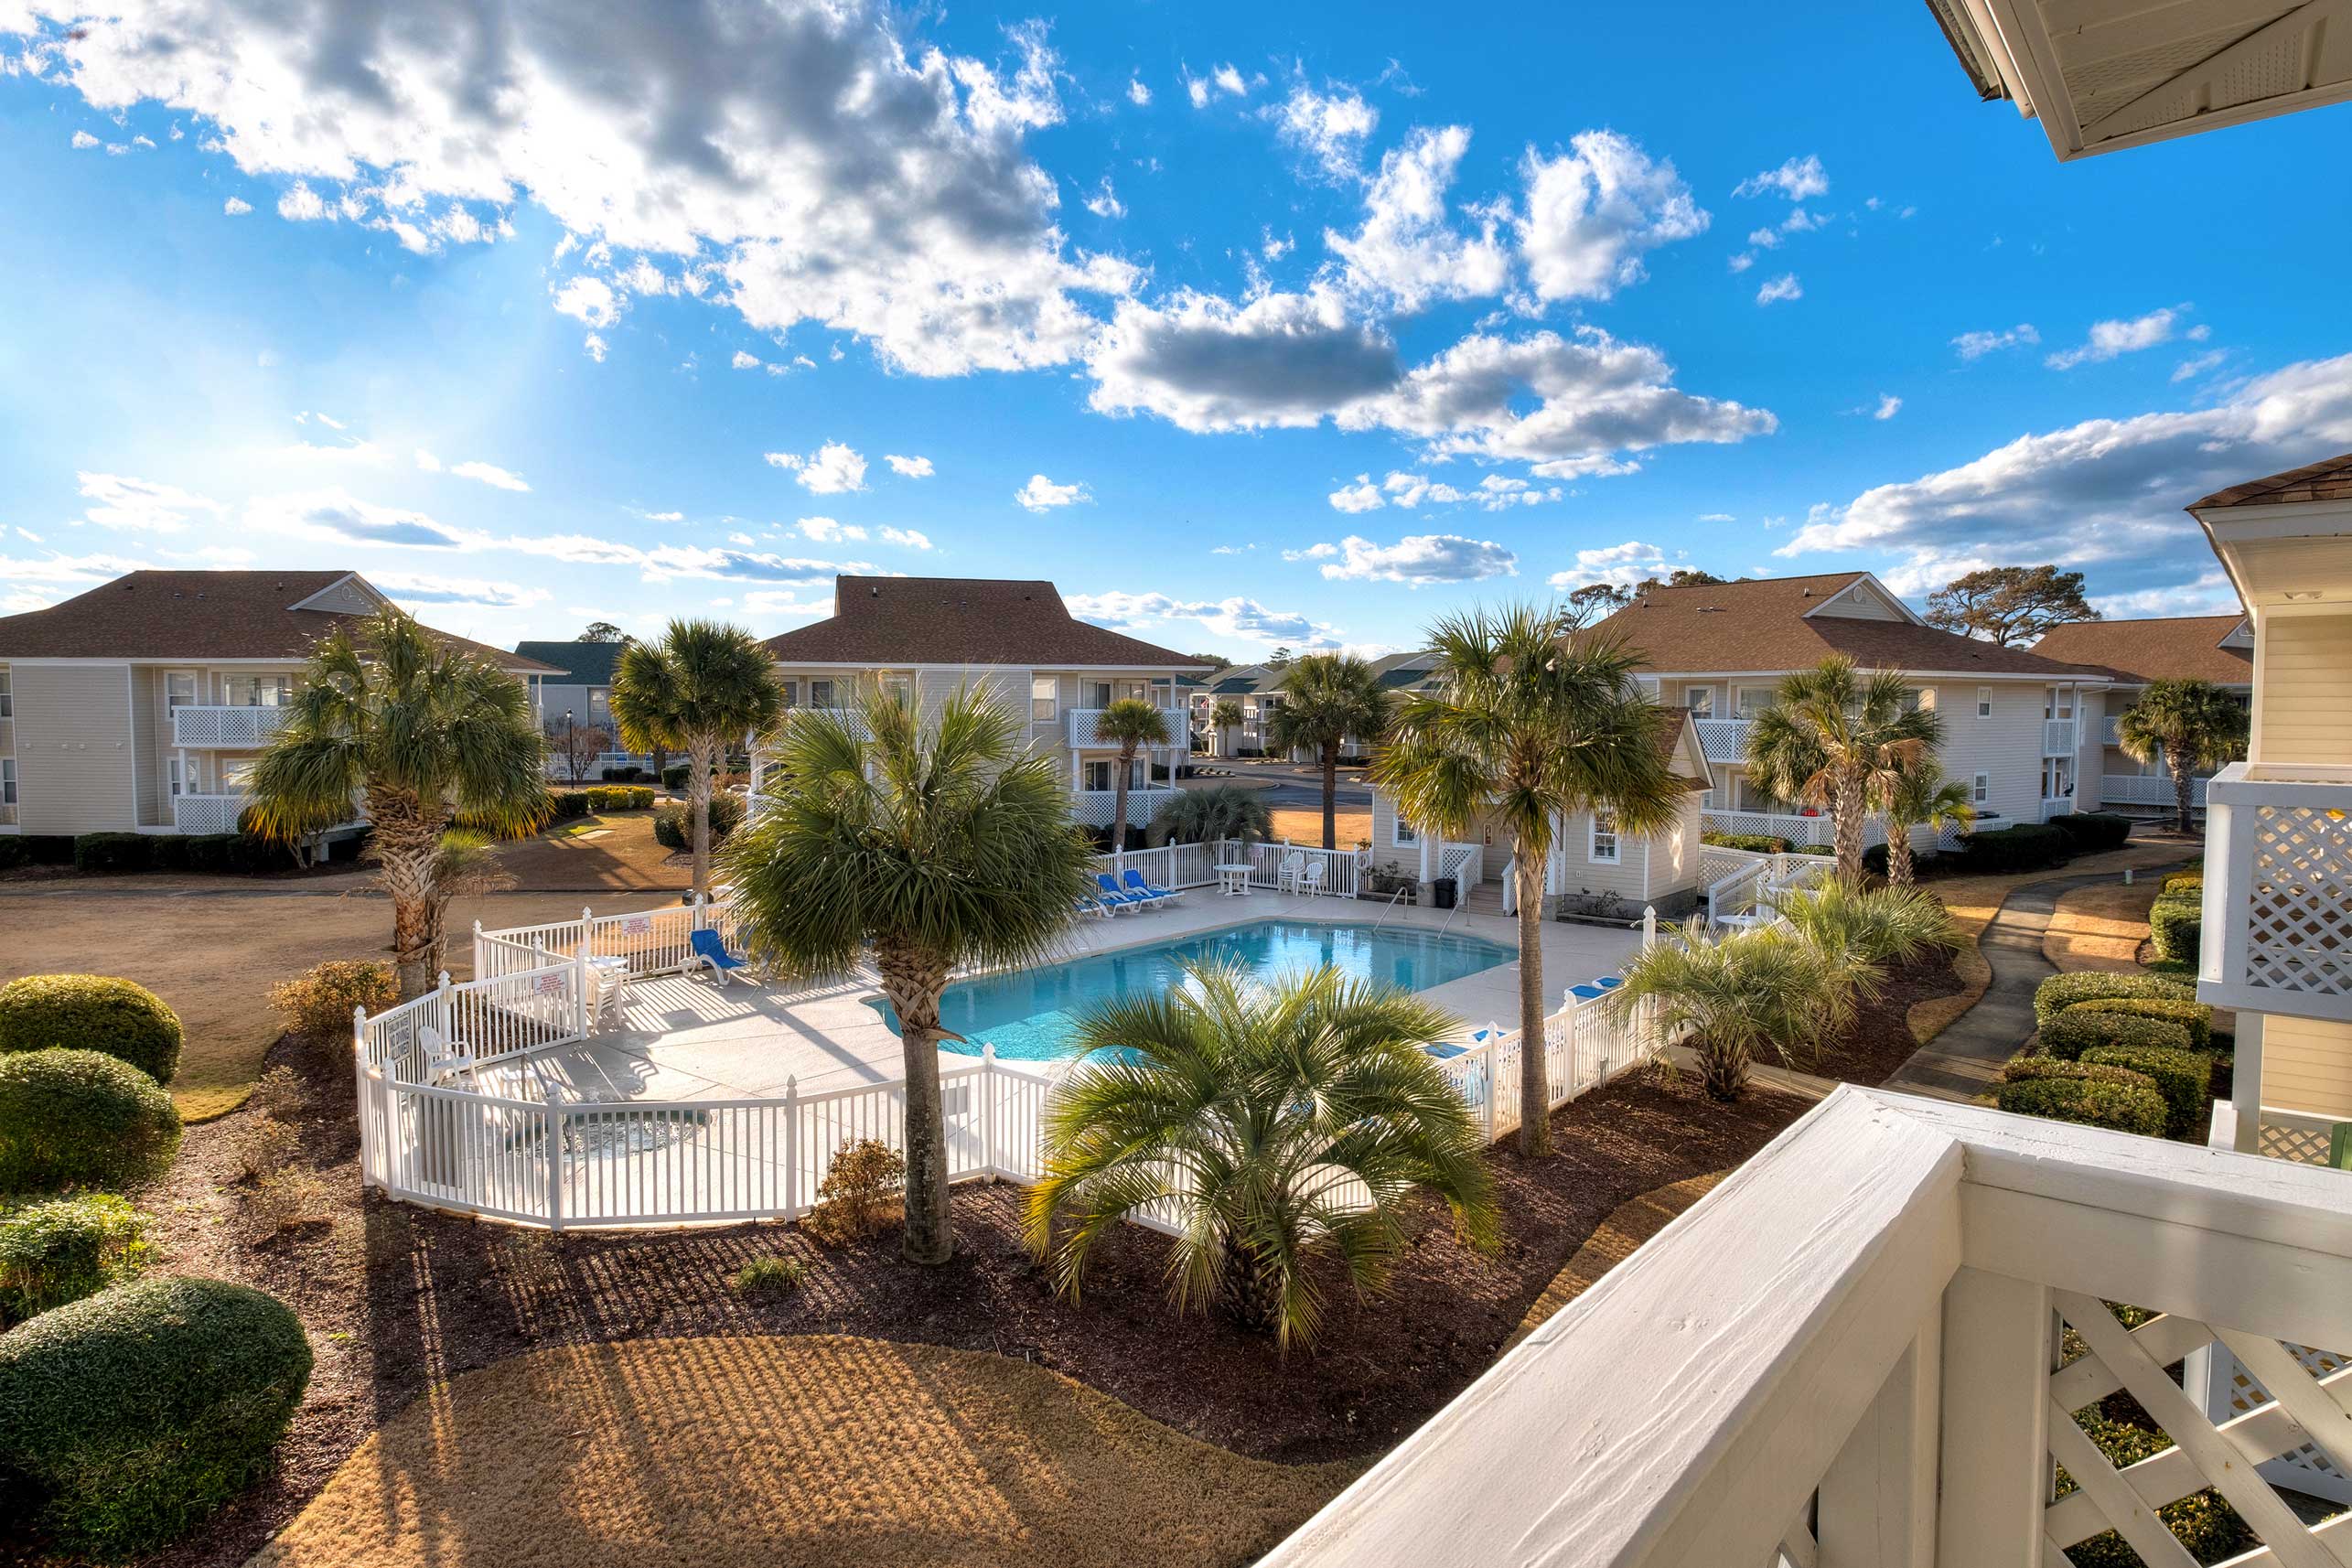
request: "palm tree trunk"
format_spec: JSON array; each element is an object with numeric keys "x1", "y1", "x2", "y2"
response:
[
  {"x1": 1319, "y1": 744, "x2": 1337, "y2": 851},
  {"x1": 1112, "y1": 743, "x2": 1133, "y2": 851},
  {"x1": 369, "y1": 794, "x2": 445, "y2": 1000},
  {"x1": 1887, "y1": 826, "x2": 1916, "y2": 887},
  {"x1": 1217, "y1": 1230, "x2": 1284, "y2": 1334},
  {"x1": 1834, "y1": 770, "x2": 1868, "y2": 884},
  {"x1": 877, "y1": 940, "x2": 954, "y2": 1265},
  {"x1": 2172, "y1": 755, "x2": 2195, "y2": 834},
  {"x1": 688, "y1": 737, "x2": 716, "y2": 898},
  {"x1": 1513, "y1": 843, "x2": 1551, "y2": 1158}
]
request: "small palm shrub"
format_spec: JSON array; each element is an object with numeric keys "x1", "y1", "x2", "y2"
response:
[
  {"x1": 1029, "y1": 961, "x2": 1498, "y2": 1348},
  {"x1": 1146, "y1": 783, "x2": 1273, "y2": 847},
  {"x1": 1996, "y1": 1058, "x2": 2167, "y2": 1138},
  {"x1": 800, "y1": 1140, "x2": 905, "y2": 1248},
  {"x1": 2067, "y1": 995, "x2": 2214, "y2": 1050},
  {"x1": 0, "y1": 1275, "x2": 312, "y2": 1558},
  {"x1": 0, "y1": 1194, "x2": 149, "y2": 1328},
  {"x1": 1608, "y1": 924, "x2": 1846, "y2": 1101},
  {"x1": 0, "y1": 975, "x2": 183, "y2": 1083},
  {"x1": 0, "y1": 1050, "x2": 182, "y2": 1195},
  {"x1": 2033, "y1": 971, "x2": 2196, "y2": 1031},
  {"x1": 2039, "y1": 1008, "x2": 2194, "y2": 1063},
  {"x1": 2079, "y1": 1044, "x2": 2213, "y2": 1139},
  {"x1": 734, "y1": 1254, "x2": 807, "y2": 1296},
  {"x1": 653, "y1": 792, "x2": 746, "y2": 850},
  {"x1": 1771, "y1": 883, "x2": 1960, "y2": 1013},
  {"x1": 268, "y1": 961, "x2": 399, "y2": 1041}
]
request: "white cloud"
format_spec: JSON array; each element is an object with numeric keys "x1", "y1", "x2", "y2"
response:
[
  {"x1": 1326, "y1": 126, "x2": 1509, "y2": 310},
  {"x1": 40, "y1": 3, "x2": 1131, "y2": 378},
  {"x1": 1734, "y1": 155, "x2": 1829, "y2": 201},
  {"x1": 1213, "y1": 63, "x2": 1251, "y2": 97},
  {"x1": 553, "y1": 276, "x2": 619, "y2": 329},
  {"x1": 70, "y1": 129, "x2": 100, "y2": 149},
  {"x1": 1873, "y1": 393, "x2": 1902, "y2": 421},
  {"x1": 2046, "y1": 306, "x2": 2198, "y2": 370},
  {"x1": 1015, "y1": 473, "x2": 1090, "y2": 511},
  {"x1": 878, "y1": 526, "x2": 932, "y2": 550},
  {"x1": 1066, "y1": 590, "x2": 1344, "y2": 650},
  {"x1": 883, "y1": 454, "x2": 934, "y2": 478},
  {"x1": 1515, "y1": 130, "x2": 1707, "y2": 303},
  {"x1": 583, "y1": 333, "x2": 608, "y2": 362},
  {"x1": 1185, "y1": 72, "x2": 1211, "y2": 109},
  {"x1": 1727, "y1": 252, "x2": 1754, "y2": 273},
  {"x1": 222, "y1": 195, "x2": 252, "y2": 215},
  {"x1": 1083, "y1": 177, "x2": 1126, "y2": 220},
  {"x1": 1290, "y1": 532, "x2": 1518, "y2": 585},
  {"x1": 248, "y1": 488, "x2": 479, "y2": 549},
  {"x1": 1777, "y1": 351, "x2": 2352, "y2": 606},
  {"x1": 1337, "y1": 470, "x2": 1567, "y2": 513},
  {"x1": 1271, "y1": 84, "x2": 1379, "y2": 180},
  {"x1": 297, "y1": 411, "x2": 347, "y2": 430},
  {"x1": 1262, "y1": 230, "x2": 1294, "y2": 261},
  {"x1": 450, "y1": 460, "x2": 530, "y2": 492},
  {"x1": 1126, "y1": 76, "x2": 1151, "y2": 107},
  {"x1": 765, "y1": 442, "x2": 867, "y2": 494},
  {"x1": 1951, "y1": 324, "x2": 2039, "y2": 360},
  {"x1": 1328, "y1": 475, "x2": 1385, "y2": 513},
  {"x1": 739, "y1": 589, "x2": 831, "y2": 619},
  {"x1": 1696, "y1": 512, "x2": 1734, "y2": 522},
  {"x1": 1085, "y1": 285, "x2": 1400, "y2": 432},
  {"x1": 1547, "y1": 538, "x2": 1671, "y2": 591},
  {"x1": 71, "y1": 472, "x2": 227, "y2": 534},
  {"x1": 2090, "y1": 571, "x2": 2241, "y2": 618},
  {"x1": 795, "y1": 518, "x2": 865, "y2": 542},
  {"x1": 1756, "y1": 273, "x2": 1801, "y2": 306},
  {"x1": 2172, "y1": 349, "x2": 2228, "y2": 382},
  {"x1": 372, "y1": 571, "x2": 551, "y2": 609},
  {"x1": 731, "y1": 349, "x2": 762, "y2": 371}
]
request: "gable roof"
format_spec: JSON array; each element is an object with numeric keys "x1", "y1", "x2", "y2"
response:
[
  {"x1": 514, "y1": 639, "x2": 628, "y2": 687},
  {"x1": 2029, "y1": 615, "x2": 2253, "y2": 685},
  {"x1": 1585, "y1": 572, "x2": 2109, "y2": 680},
  {"x1": 2190, "y1": 452, "x2": 2352, "y2": 511},
  {"x1": 1660, "y1": 710, "x2": 1714, "y2": 793},
  {"x1": 0, "y1": 570, "x2": 561, "y2": 672},
  {"x1": 761, "y1": 577, "x2": 1209, "y2": 669}
]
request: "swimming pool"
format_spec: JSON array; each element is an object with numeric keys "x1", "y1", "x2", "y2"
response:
[{"x1": 867, "y1": 919, "x2": 1519, "y2": 1061}]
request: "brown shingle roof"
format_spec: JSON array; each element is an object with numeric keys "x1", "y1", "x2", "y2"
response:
[
  {"x1": 0, "y1": 570, "x2": 562, "y2": 672},
  {"x1": 2189, "y1": 452, "x2": 2352, "y2": 511},
  {"x1": 2029, "y1": 615, "x2": 2251, "y2": 685},
  {"x1": 761, "y1": 577, "x2": 1209, "y2": 668},
  {"x1": 1584, "y1": 573, "x2": 2109, "y2": 680}
]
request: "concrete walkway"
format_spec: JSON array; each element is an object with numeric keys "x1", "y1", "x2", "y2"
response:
[{"x1": 1886, "y1": 858, "x2": 2193, "y2": 1101}]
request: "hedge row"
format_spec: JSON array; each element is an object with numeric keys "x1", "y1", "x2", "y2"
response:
[
  {"x1": 2080, "y1": 1043, "x2": 2213, "y2": 1139},
  {"x1": 1953, "y1": 822, "x2": 2074, "y2": 874},
  {"x1": 0, "y1": 836, "x2": 76, "y2": 872},
  {"x1": 2039, "y1": 1007, "x2": 2194, "y2": 1062},
  {"x1": 2070, "y1": 995, "x2": 2214, "y2": 1050},
  {"x1": 1702, "y1": 832, "x2": 1792, "y2": 854},
  {"x1": 653, "y1": 793, "x2": 746, "y2": 850},
  {"x1": 2044, "y1": 811, "x2": 2133, "y2": 853},
  {"x1": 2034, "y1": 970, "x2": 2197, "y2": 1031},
  {"x1": 585, "y1": 785, "x2": 654, "y2": 813},
  {"x1": 0, "y1": 975, "x2": 183, "y2": 1083},
  {"x1": 1995, "y1": 1057, "x2": 2168, "y2": 1138},
  {"x1": 2149, "y1": 889, "x2": 2202, "y2": 968},
  {"x1": 43, "y1": 832, "x2": 299, "y2": 877},
  {"x1": 0, "y1": 1193, "x2": 148, "y2": 1328},
  {"x1": 0, "y1": 1050, "x2": 183, "y2": 1195}
]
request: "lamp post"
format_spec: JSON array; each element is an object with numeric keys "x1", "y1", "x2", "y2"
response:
[{"x1": 564, "y1": 708, "x2": 575, "y2": 782}]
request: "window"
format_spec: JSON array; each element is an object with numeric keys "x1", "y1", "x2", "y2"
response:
[
  {"x1": 1030, "y1": 675, "x2": 1057, "y2": 721},
  {"x1": 808, "y1": 679, "x2": 834, "y2": 708},
  {"x1": 879, "y1": 672, "x2": 913, "y2": 704},
  {"x1": 1975, "y1": 686, "x2": 1992, "y2": 718},
  {"x1": 2045, "y1": 687, "x2": 2074, "y2": 721},
  {"x1": 222, "y1": 673, "x2": 291, "y2": 707},
  {"x1": 1971, "y1": 772, "x2": 1990, "y2": 805},
  {"x1": 164, "y1": 672, "x2": 196, "y2": 710},
  {"x1": 1088, "y1": 681, "x2": 1113, "y2": 708},
  {"x1": 1735, "y1": 686, "x2": 1777, "y2": 718},
  {"x1": 778, "y1": 679, "x2": 800, "y2": 710},
  {"x1": 0, "y1": 671, "x2": 9, "y2": 719},
  {"x1": 1393, "y1": 814, "x2": 1418, "y2": 847},
  {"x1": 1083, "y1": 759, "x2": 1113, "y2": 791},
  {"x1": 1589, "y1": 812, "x2": 1620, "y2": 865},
  {"x1": 166, "y1": 757, "x2": 184, "y2": 798},
  {"x1": 1, "y1": 757, "x2": 14, "y2": 806},
  {"x1": 1902, "y1": 687, "x2": 1935, "y2": 714},
  {"x1": 1683, "y1": 687, "x2": 1715, "y2": 719}
]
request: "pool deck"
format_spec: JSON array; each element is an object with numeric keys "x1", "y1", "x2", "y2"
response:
[{"x1": 513, "y1": 892, "x2": 1645, "y2": 1104}]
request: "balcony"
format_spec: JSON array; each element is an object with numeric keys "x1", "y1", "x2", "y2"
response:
[
  {"x1": 170, "y1": 704, "x2": 289, "y2": 748},
  {"x1": 1260, "y1": 1087, "x2": 2352, "y2": 1568},
  {"x1": 2197, "y1": 761, "x2": 2352, "y2": 1022},
  {"x1": 1065, "y1": 706, "x2": 1186, "y2": 750},
  {"x1": 1070, "y1": 786, "x2": 1181, "y2": 830},
  {"x1": 1701, "y1": 807, "x2": 1888, "y2": 850},
  {"x1": 2043, "y1": 716, "x2": 2078, "y2": 756},
  {"x1": 171, "y1": 793, "x2": 250, "y2": 833},
  {"x1": 2100, "y1": 771, "x2": 2208, "y2": 811},
  {"x1": 1691, "y1": 716, "x2": 1749, "y2": 763}
]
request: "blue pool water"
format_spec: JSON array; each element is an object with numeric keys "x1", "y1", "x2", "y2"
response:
[{"x1": 868, "y1": 920, "x2": 1518, "y2": 1061}]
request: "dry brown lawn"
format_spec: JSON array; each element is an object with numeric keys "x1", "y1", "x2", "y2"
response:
[
  {"x1": 248, "y1": 1335, "x2": 1354, "y2": 1568},
  {"x1": 1267, "y1": 808, "x2": 1371, "y2": 848},
  {"x1": 2043, "y1": 880, "x2": 2163, "y2": 973},
  {"x1": 489, "y1": 810, "x2": 691, "y2": 893}
]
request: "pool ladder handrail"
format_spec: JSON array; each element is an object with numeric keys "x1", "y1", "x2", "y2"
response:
[{"x1": 1369, "y1": 884, "x2": 1412, "y2": 929}]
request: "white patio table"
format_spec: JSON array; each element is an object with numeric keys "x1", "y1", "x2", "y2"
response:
[{"x1": 1215, "y1": 862, "x2": 1252, "y2": 897}]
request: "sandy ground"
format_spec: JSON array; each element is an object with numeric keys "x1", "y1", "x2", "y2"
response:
[
  {"x1": 1266, "y1": 808, "x2": 1372, "y2": 847},
  {"x1": 2044, "y1": 879, "x2": 2164, "y2": 973},
  {"x1": 0, "y1": 883, "x2": 682, "y2": 1121},
  {"x1": 246, "y1": 1335, "x2": 1356, "y2": 1568},
  {"x1": 489, "y1": 810, "x2": 692, "y2": 893}
]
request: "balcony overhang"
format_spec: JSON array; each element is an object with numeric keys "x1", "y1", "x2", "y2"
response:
[
  {"x1": 2194, "y1": 499, "x2": 2352, "y2": 610},
  {"x1": 2197, "y1": 760, "x2": 2352, "y2": 1022}
]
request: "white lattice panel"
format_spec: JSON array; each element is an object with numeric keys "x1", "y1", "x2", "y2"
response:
[
  {"x1": 2206, "y1": 1339, "x2": 2352, "y2": 1504},
  {"x1": 2261, "y1": 1117, "x2": 2338, "y2": 1167},
  {"x1": 2243, "y1": 805, "x2": 2352, "y2": 998}
]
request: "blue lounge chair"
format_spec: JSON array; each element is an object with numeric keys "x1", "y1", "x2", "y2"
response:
[
  {"x1": 1593, "y1": 974, "x2": 1624, "y2": 991},
  {"x1": 687, "y1": 928, "x2": 752, "y2": 986},
  {"x1": 1424, "y1": 1041, "x2": 1470, "y2": 1060},
  {"x1": 1122, "y1": 867, "x2": 1184, "y2": 904},
  {"x1": 1075, "y1": 895, "x2": 1117, "y2": 919},
  {"x1": 1095, "y1": 873, "x2": 1151, "y2": 911},
  {"x1": 1568, "y1": 983, "x2": 1606, "y2": 1002}
]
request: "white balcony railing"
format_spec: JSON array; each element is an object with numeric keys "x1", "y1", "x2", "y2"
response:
[
  {"x1": 2043, "y1": 716, "x2": 2078, "y2": 755},
  {"x1": 171, "y1": 793, "x2": 249, "y2": 833},
  {"x1": 170, "y1": 704, "x2": 288, "y2": 748},
  {"x1": 1070, "y1": 786, "x2": 1182, "y2": 830},
  {"x1": 2100, "y1": 771, "x2": 2208, "y2": 810},
  {"x1": 2199, "y1": 761, "x2": 2352, "y2": 1022},
  {"x1": 1065, "y1": 706, "x2": 1186, "y2": 749},
  {"x1": 1261, "y1": 1088, "x2": 2352, "y2": 1568},
  {"x1": 1702, "y1": 809, "x2": 1888, "y2": 850},
  {"x1": 1691, "y1": 716, "x2": 1748, "y2": 763},
  {"x1": 2103, "y1": 714, "x2": 2124, "y2": 746}
]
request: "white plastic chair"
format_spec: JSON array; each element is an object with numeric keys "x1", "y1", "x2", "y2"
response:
[
  {"x1": 1297, "y1": 858, "x2": 1326, "y2": 898},
  {"x1": 420, "y1": 1025, "x2": 468, "y2": 1085},
  {"x1": 1275, "y1": 851, "x2": 1305, "y2": 893}
]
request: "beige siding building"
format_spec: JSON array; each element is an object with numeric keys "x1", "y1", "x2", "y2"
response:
[{"x1": 0, "y1": 570, "x2": 558, "y2": 838}]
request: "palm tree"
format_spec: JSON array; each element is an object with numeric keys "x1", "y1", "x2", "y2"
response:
[
  {"x1": 610, "y1": 620, "x2": 783, "y2": 901},
  {"x1": 722, "y1": 687, "x2": 1094, "y2": 1264},
  {"x1": 1094, "y1": 696, "x2": 1172, "y2": 850},
  {"x1": 1768, "y1": 882, "x2": 1960, "y2": 1020},
  {"x1": 245, "y1": 608, "x2": 547, "y2": 999},
  {"x1": 1026, "y1": 960, "x2": 1498, "y2": 1349},
  {"x1": 1876, "y1": 757, "x2": 1975, "y2": 887},
  {"x1": 1374, "y1": 604, "x2": 1683, "y2": 1156},
  {"x1": 1208, "y1": 697, "x2": 1244, "y2": 757},
  {"x1": 1607, "y1": 925, "x2": 1844, "y2": 1101},
  {"x1": 1745, "y1": 657, "x2": 1943, "y2": 885},
  {"x1": 1146, "y1": 783, "x2": 1273, "y2": 848},
  {"x1": 1265, "y1": 653, "x2": 1391, "y2": 850},
  {"x1": 2117, "y1": 678, "x2": 2248, "y2": 833}
]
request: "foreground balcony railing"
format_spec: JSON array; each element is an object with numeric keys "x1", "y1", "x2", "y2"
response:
[
  {"x1": 2199, "y1": 761, "x2": 2352, "y2": 1022},
  {"x1": 170, "y1": 703, "x2": 288, "y2": 748},
  {"x1": 1262, "y1": 1088, "x2": 2352, "y2": 1568},
  {"x1": 2044, "y1": 716, "x2": 2078, "y2": 755}
]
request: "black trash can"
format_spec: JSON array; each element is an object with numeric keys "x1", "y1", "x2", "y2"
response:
[{"x1": 1432, "y1": 876, "x2": 1456, "y2": 910}]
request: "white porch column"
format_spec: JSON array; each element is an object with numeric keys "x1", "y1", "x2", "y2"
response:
[
  {"x1": 1416, "y1": 825, "x2": 1434, "y2": 883},
  {"x1": 2230, "y1": 1013, "x2": 2266, "y2": 1154},
  {"x1": 1934, "y1": 1266, "x2": 2054, "y2": 1567}
]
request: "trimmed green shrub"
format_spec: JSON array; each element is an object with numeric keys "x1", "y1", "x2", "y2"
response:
[
  {"x1": 268, "y1": 961, "x2": 399, "y2": 1041},
  {"x1": 2081, "y1": 1043, "x2": 2213, "y2": 1139},
  {"x1": 2163, "y1": 871, "x2": 2202, "y2": 896},
  {"x1": 2033, "y1": 970, "x2": 2196, "y2": 1031},
  {"x1": 0, "y1": 1050, "x2": 182, "y2": 1194},
  {"x1": 0, "y1": 975, "x2": 183, "y2": 1082},
  {"x1": 2069, "y1": 995, "x2": 2215, "y2": 1050},
  {"x1": 179, "y1": 833, "x2": 285, "y2": 875},
  {"x1": 2039, "y1": 1007, "x2": 2193, "y2": 1062},
  {"x1": 662, "y1": 762, "x2": 693, "y2": 792},
  {"x1": 598, "y1": 764, "x2": 648, "y2": 783},
  {"x1": 547, "y1": 789, "x2": 593, "y2": 822},
  {"x1": 2044, "y1": 811, "x2": 2133, "y2": 854},
  {"x1": 1702, "y1": 832, "x2": 1791, "y2": 854},
  {"x1": 0, "y1": 1194, "x2": 148, "y2": 1327},
  {"x1": 0, "y1": 1274, "x2": 312, "y2": 1557},
  {"x1": 71, "y1": 833, "x2": 152, "y2": 874},
  {"x1": 1996, "y1": 1057, "x2": 2168, "y2": 1138},
  {"x1": 144, "y1": 835, "x2": 194, "y2": 872},
  {"x1": 1955, "y1": 822, "x2": 2073, "y2": 874},
  {"x1": 654, "y1": 792, "x2": 746, "y2": 850},
  {"x1": 1793, "y1": 843, "x2": 1834, "y2": 856},
  {"x1": 2149, "y1": 891, "x2": 2202, "y2": 967},
  {"x1": 584, "y1": 784, "x2": 656, "y2": 813},
  {"x1": 20, "y1": 836, "x2": 76, "y2": 866},
  {"x1": 0, "y1": 838, "x2": 28, "y2": 872}
]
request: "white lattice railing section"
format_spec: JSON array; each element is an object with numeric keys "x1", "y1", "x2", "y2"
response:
[
  {"x1": 1070, "y1": 787, "x2": 1182, "y2": 830},
  {"x1": 2100, "y1": 771, "x2": 2209, "y2": 809},
  {"x1": 170, "y1": 793, "x2": 248, "y2": 833},
  {"x1": 1436, "y1": 842, "x2": 1483, "y2": 890},
  {"x1": 170, "y1": 704, "x2": 288, "y2": 748},
  {"x1": 1692, "y1": 717, "x2": 1750, "y2": 763},
  {"x1": 1701, "y1": 809, "x2": 1890, "y2": 850},
  {"x1": 2199, "y1": 762, "x2": 2352, "y2": 1023},
  {"x1": 2043, "y1": 717, "x2": 2078, "y2": 756},
  {"x1": 1064, "y1": 705, "x2": 1187, "y2": 749}
]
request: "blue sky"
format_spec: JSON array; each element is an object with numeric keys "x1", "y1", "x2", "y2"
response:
[{"x1": 3, "y1": 1, "x2": 2348, "y2": 657}]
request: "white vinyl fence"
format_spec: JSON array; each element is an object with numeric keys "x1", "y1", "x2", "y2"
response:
[
  {"x1": 357, "y1": 957, "x2": 1653, "y2": 1232},
  {"x1": 1089, "y1": 837, "x2": 1369, "y2": 899}
]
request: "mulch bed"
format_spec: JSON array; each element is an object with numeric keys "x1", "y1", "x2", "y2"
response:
[
  {"x1": 102, "y1": 1028, "x2": 1815, "y2": 1568},
  {"x1": 1805, "y1": 948, "x2": 1964, "y2": 1086}
]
